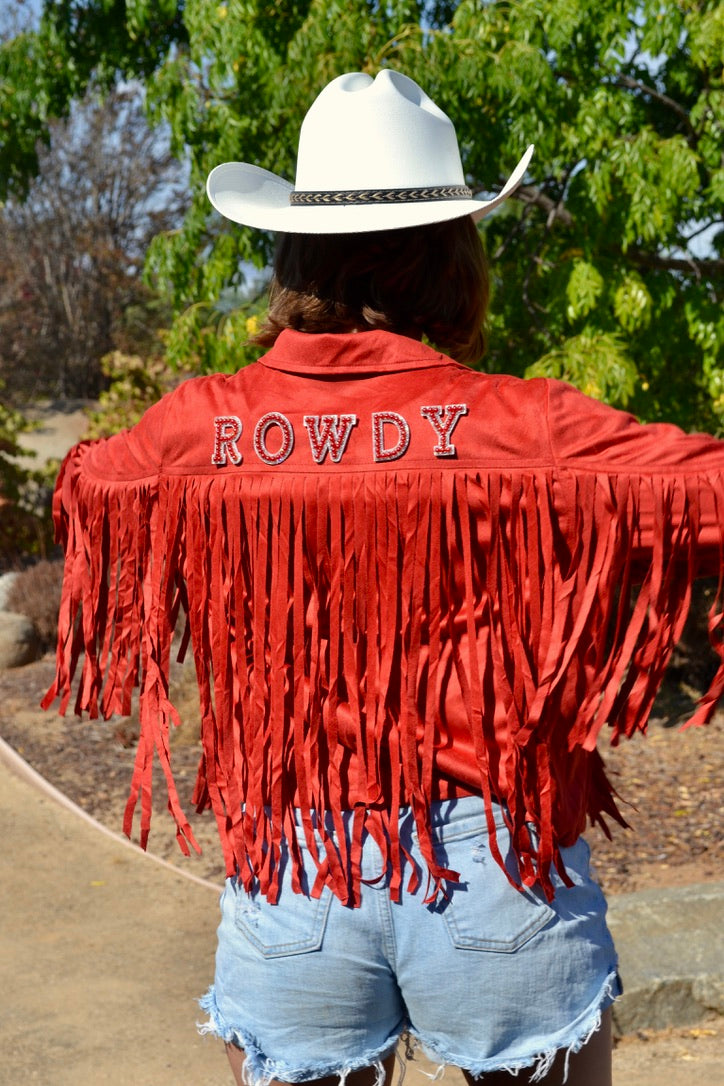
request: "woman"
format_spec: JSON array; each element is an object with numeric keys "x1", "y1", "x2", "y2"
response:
[{"x1": 46, "y1": 71, "x2": 724, "y2": 1086}]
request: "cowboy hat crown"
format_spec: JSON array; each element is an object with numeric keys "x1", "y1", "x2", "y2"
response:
[{"x1": 207, "y1": 69, "x2": 533, "y2": 234}]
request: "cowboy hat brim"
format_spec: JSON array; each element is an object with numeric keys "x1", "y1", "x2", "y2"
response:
[{"x1": 207, "y1": 145, "x2": 534, "y2": 234}]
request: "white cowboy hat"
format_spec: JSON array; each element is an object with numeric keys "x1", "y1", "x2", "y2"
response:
[{"x1": 207, "y1": 69, "x2": 534, "y2": 234}]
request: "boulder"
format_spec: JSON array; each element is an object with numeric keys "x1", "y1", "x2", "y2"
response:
[
  {"x1": 0, "y1": 572, "x2": 18, "y2": 611},
  {"x1": 0, "y1": 611, "x2": 40, "y2": 668}
]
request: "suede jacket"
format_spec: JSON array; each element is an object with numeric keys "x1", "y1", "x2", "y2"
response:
[{"x1": 45, "y1": 329, "x2": 724, "y2": 904}]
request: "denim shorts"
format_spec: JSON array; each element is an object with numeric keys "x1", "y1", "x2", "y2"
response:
[{"x1": 198, "y1": 796, "x2": 620, "y2": 1084}]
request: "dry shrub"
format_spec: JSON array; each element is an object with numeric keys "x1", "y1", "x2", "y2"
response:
[{"x1": 6, "y1": 558, "x2": 64, "y2": 651}]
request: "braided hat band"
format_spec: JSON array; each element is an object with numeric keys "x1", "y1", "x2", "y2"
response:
[{"x1": 290, "y1": 185, "x2": 473, "y2": 207}]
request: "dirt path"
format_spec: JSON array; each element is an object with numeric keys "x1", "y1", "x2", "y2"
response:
[
  {"x1": 1, "y1": 755, "x2": 228, "y2": 1085},
  {"x1": 3, "y1": 749, "x2": 722, "y2": 1086}
]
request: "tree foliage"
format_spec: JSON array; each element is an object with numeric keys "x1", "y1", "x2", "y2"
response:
[
  {"x1": 0, "y1": 0, "x2": 187, "y2": 198},
  {"x1": 0, "y1": 0, "x2": 722, "y2": 430},
  {"x1": 0, "y1": 388, "x2": 56, "y2": 565}
]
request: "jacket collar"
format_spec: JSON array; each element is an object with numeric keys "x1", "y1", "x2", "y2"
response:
[{"x1": 258, "y1": 328, "x2": 458, "y2": 376}]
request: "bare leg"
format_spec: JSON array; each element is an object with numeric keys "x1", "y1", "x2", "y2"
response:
[
  {"x1": 226, "y1": 1044, "x2": 398, "y2": 1086},
  {"x1": 461, "y1": 1007, "x2": 612, "y2": 1086}
]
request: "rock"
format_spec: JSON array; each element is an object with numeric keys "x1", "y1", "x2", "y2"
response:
[
  {"x1": 0, "y1": 572, "x2": 19, "y2": 611},
  {"x1": 608, "y1": 882, "x2": 724, "y2": 1035},
  {"x1": 0, "y1": 611, "x2": 40, "y2": 668}
]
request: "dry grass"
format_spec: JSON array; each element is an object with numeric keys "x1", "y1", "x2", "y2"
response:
[{"x1": 6, "y1": 558, "x2": 64, "y2": 651}]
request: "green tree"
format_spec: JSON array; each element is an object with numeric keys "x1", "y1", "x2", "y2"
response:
[{"x1": 1, "y1": 0, "x2": 722, "y2": 429}]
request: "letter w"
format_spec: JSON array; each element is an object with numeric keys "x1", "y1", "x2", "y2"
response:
[{"x1": 303, "y1": 414, "x2": 358, "y2": 463}]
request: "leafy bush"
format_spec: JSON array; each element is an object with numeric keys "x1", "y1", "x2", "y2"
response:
[
  {"x1": 0, "y1": 389, "x2": 56, "y2": 568},
  {"x1": 84, "y1": 349, "x2": 195, "y2": 438}
]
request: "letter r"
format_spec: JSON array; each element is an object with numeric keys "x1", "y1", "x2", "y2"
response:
[{"x1": 212, "y1": 415, "x2": 243, "y2": 465}]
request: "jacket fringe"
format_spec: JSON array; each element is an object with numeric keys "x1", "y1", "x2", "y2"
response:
[{"x1": 43, "y1": 448, "x2": 724, "y2": 903}]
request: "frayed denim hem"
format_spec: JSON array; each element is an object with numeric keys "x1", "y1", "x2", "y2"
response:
[
  {"x1": 408, "y1": 966, "x2": 622, "y2": 1084},
  {"x1": 197, "y1": 986, "x2": 399, "y2": 1086}
]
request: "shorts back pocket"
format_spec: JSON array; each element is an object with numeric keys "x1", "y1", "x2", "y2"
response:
[
  {"x1": 433, "y1": 816, "x2": 556, "y2": 953},
  {"x1": 234, "y1": 880, "x2": 333, "y2": 958}
]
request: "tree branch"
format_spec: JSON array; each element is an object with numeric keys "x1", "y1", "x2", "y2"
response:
[
  {"x1": 627, "y1": 247, "x2": 724, "y2": 279},
  {"x1": 514, "y1": 185, "x2": 574, "y2": 228},
  {"x1": 614, "y1": 75, "x2": 696, "y2": 143},
  {"x1": 492, "y1": 202, "x2": 535, "y2": 261},
  {"x1": 683, "y1": 220, "x2": 723, "y2": 242}
]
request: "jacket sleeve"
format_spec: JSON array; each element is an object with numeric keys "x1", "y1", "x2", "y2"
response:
[
  {"x1": 63, "y1": 394, "x2": 168, "y2": 483},
  {"x1": 543, "y1": 379, "x2": 724, "y2": 736},
  {"x1": 42, "y1": 392, "x2": 200, "y2": 857},
  {"x1": 545, "y1": 379, "x2": 724, "y2": 568}
]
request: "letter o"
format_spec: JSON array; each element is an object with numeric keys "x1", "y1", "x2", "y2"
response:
[{"x1": 253, "y1": 412, "x2": 294, "y2": 465}]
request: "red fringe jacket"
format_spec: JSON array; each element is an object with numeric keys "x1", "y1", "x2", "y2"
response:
[{"x1": 44, "y1": 330, "x2": 724, "y2": 905}]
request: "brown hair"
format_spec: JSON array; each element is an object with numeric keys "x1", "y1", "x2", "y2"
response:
[{"x1": 253, "y1": 217, "x2": 489, "y2": 366}]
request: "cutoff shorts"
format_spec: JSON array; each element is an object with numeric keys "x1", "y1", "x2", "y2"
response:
[{"x1": 199, "y1": 796, "x2": 620, "y2": 1084}]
